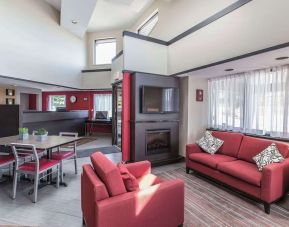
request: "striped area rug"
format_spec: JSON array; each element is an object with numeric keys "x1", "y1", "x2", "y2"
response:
[{"x1": 157, "y1": 168, "x2": 289, "y2": 227}]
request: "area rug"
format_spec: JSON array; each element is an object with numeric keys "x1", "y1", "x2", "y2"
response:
[
  {"x1": 157, "y1": 168, "x2": 289, "y2": 227},
  {"x1": 76, "y1": 136, "x2": 98, "y2": 146},
  {"x1": 77, "y1": 146, "x2": 120, "y2": 158}
]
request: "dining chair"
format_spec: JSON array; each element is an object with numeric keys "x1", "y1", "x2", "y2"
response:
[
  {"x1": 11, "y1": 143, "x2": 60, "y2": 203},
  {"x1": 51, "y1": 132, "x2": 78, "y2": 184},
  {"x1": 0, "y1": 153, "x2": 15, "y2": 180}
]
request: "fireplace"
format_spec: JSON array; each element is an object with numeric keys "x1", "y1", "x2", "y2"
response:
[{"x1": 146, "y1": 129, "x2": 171, "y2": 156}]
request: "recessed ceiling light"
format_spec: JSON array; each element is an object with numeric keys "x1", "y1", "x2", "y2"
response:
[
  {"x1": 71, "y1": 20, "x2": 78, "y2": 24},
  {"x1": 275, "y1": 56, "x2": 289, "y2": 60},
  {"x1": 225, "y1": 68, "x2": 234, "y2": 72}
]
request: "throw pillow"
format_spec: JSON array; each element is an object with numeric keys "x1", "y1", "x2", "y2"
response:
[
  {"x1": 196, "y1": 131, "x2": 224, "y2": 154},
  {"x1": 117, "y1": 163, "x2": 140, "y2": 192},
  {"x1": 253, "y1": 143, "x2": 285, "y2": 171}
]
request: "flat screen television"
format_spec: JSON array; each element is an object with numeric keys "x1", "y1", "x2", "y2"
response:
[{"x1": 141, "y1": 86, "x2": 179, "y2": 113}]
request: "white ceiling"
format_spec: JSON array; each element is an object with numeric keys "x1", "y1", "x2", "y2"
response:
[
  {"x1": 45, "y1": 0, "x2": 61, "y2": 11},
  {"x1": 179, "y1": 47, "x2": 289, "y2": 78},
  {"x1": 87, "y1": 0, "x2": 155, "y2": 32}
]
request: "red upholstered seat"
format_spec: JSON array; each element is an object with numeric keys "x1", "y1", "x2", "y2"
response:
[
  {"x1": 137, "y1": 173, "x2": 163, "y2": 190},
  {"x1": 0, "y1": 155, "x2": 14, "y2": 166},
  {"x1": 19, "y1": 159, "x2": 59, "y2": 172},
  {"x1": 51, "y1": 151, "x2": 75, "y2": 160},
  {"x1": 90, "y1": 152, "x2": 126, "y2": 196},
  {"x1": 238, "y1": 136, "x2": 289, "y2": 163},
  {"x1": 212, "y1": 131, "x2": 243, "y2": 157},
  {"x1": 218, "y1": 160, "x2": 262, "y2": 187},
  {"x1": 189, "y1": 153, "x2": 237, "y2": 169}
]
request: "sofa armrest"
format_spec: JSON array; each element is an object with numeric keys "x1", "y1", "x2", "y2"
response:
[
  {"x1": 261, "y1": 158, "x2": 289, "y2": 203},
  {"x1": 96, "y1": 179, "x2": 184, "y2": 227},
  {"x1": 186, "y1": 144, "x2": 202, "y2": 158},
  {"x1": 125, "y1": 161, "x2": 151, "y2": 178}
]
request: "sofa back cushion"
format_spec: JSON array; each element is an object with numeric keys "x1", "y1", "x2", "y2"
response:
[
  {"x1": 90, "y1": 152, "x2": 126, "y2": 196},
  {"x1": 238, "y1": 136, "x2": 289, "y2": 163},
  {"x1": 211, "y1": 131, "x2": 244, "y2": 157}
]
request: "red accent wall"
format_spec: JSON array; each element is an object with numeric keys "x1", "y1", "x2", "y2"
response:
[
  {"x1": 122, "y1": 73, "x2": 131, "y2": 162},
  {"x1": 29, "y1": 94, "x2": 37, "y2": 110},
  {"x1": 42, "y1": 90, "x2": 112, "y2": 133}
]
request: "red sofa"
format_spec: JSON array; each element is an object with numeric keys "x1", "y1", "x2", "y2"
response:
[
  {"x1": 81, "y1": 152, "x2": 184, "y2": 227},
  {"x1": 186, "y1": 131, "x2": 289, "y2": 214}
]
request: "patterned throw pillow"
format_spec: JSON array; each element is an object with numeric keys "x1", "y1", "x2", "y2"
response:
[
  {"x1": 253, "y1": 143, "x2": 285, "y2": 171},
  {"x1": 196, "y1": 131, "x2": 224, "y2": 154}
]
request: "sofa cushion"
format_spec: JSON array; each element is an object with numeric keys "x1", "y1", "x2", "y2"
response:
[
  {"x1": 117, "y1": 163, "x2": 140, "y2": 192},
  {"x1": 137, "y1": 173, "x2": 163, "y2": 190},
  {"x1": 196, "y1": 131, "x2": 224, "y2": 154},
  {"x1": 238, "y1": 136, "x2": 289, "y2": 163},
  {"x1": 90, "y1": 152, "x2": 126, "y2": 196},
  {"x1": 189, "y1": 153, "x2": 237, "y2": 169},
  {"x1": 253, "y1": 143, "x2": 285, "y2": 171},
  {"x1": 218, "y1": 160, "x2": 262, "y2": 187},
  {"x1": 211, "y1": 131, "x2": 244, "y2": 157}
]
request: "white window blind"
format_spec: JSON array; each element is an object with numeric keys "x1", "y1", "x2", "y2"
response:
[{"x1": 208, "y1": 65, "x2": 289, "y2": 138}]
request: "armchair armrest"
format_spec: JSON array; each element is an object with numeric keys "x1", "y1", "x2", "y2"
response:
[
  {"x1": 125, "y1": 161, "x2": 151, "y2": 178},
  {"x1": 261, "y1": 158, "x2": 289, "y2": 203},
  {"x1": 186, "y1": 144, "x2": 202, "y2": 158},
  {"x1": 81, "y1": 164, "x2": 109, "y2": 227},
  {"x1": 96, "y1": 179, "x2": 184, "y2": 227}
]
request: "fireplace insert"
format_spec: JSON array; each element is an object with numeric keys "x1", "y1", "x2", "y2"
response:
[{"x1": 146, "y1": 129, "x2": 171, "y2": 155}]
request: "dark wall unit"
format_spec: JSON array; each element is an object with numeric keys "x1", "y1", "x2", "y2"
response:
[
  {"x1": 0, "y1": 105, "x2": 20, "y2": 137},
  {"x1": 130, "y1": 72, "x2": 182, "y2": 165},
  {"x1": 22, "y1": 111, "x2": 88, "y2": 136}
]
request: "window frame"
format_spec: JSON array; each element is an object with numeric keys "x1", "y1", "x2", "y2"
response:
[
  {"x1": 48, "y1": 95, "x2": 66, "y2": 111},
  {"x1": 93, "y1": 38, "x2": 116, "y2": 65},
  {"x1": 137, "y1": 10, "x2": 159, "y2": 36}
]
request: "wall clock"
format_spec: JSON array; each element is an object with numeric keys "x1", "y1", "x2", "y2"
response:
[{"x1": 70, "y1": 95, "x2": 77, "y2": 103}]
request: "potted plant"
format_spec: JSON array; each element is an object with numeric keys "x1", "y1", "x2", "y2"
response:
[
  {"x1": 19, "y1": 127, "x2": 29, "y2": 140},
  {"x1": 35, "y1": 128, "x2": 48, "y2": 141}
]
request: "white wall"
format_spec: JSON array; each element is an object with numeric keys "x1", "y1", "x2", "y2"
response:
[
  {"x1": 179, "y1": 76, "x2": 208, "y2": 156},
  {"x1": 123, "y1": 36, "x2": 168, "y2": 75},
  {"x1": 0, "y1": 0, "x2": 86, "y2": 88},
  {"x1": 81, "y1": 71, "x2": 112, "y2": 89},
  {"x1": 111, "y1": 55, "x2": 124, "y2": 83}
]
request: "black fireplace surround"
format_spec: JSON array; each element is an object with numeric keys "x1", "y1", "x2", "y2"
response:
[
  {"x1": 130, "y1": 72, "x2": 182, "y2": 165},
  {"x1": 146, "y1": 129, "x2": 171, "y2": 156}
]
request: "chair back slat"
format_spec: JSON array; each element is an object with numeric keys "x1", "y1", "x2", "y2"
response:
[
  {"x1": 11, "y1": 143, "x2": 39, "y2": 171},
  {"x1": 59, "y1": 132, "x2": 78, "y2": 150}
]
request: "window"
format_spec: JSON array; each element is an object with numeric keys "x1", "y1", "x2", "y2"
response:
[
  {"x1": 93, "y1": 94, "x2": 112, "y2": 118},
  {"x1": 137, "y1": 11, "x2": 159, "y2": 36},
  {"x1": 94, "y1": 38, "x2": 116, "y2": 65},
  {"x1": 48, "y1": 95, "x2": 66, "y2": 111},
  {"x1": 208, "y1": 65, "x2": 289, "y2": 138}
]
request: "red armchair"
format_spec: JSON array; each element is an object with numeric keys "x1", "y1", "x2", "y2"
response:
[{"x1": 81, "y1": 152, "x2": 184, "y2": 227}]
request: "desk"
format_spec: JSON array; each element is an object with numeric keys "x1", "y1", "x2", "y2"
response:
[{"x1": 85, "y1": 119, "x2": 112, "y2": 136}]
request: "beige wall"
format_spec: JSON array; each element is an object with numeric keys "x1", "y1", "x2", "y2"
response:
[
  {"x1": 86, "y1": 30, "x2": 123, "y2": 70},
  {"x1": 179, "y1": 76, "x2": 208, "y2": 156},
  {"x1": 0, "y1": 87, "x2": 16, "y2": 105},
  {"x1": 0, "y1": 0, "x2": 86, "y2": 88}
]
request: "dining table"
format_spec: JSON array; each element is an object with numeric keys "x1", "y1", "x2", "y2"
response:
[{"x1": 0, "y1": 135, "x2": 81, "y2": 188}]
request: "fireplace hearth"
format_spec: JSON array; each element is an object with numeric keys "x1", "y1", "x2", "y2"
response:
[{"x1": 146, "y1": 129, "x2": 170, "y2": 155}]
